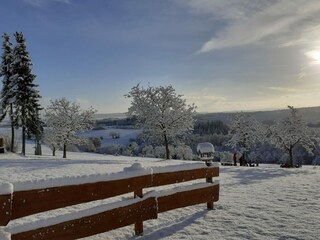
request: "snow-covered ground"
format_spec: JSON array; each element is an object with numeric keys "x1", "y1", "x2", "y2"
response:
[
  {"x1": 0, "y1": 143, "x2": 319, "y2": 240},
  {"x1": 80, "y1": 128, "x2": 142, "y2": 147}
]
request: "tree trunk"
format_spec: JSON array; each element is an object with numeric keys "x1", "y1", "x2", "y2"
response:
[
  {"x1": 63, "y1": 143, "x2": 67, "y2": 158},
  {"x1": 21, "y1": 126, "x2": 26, "y2": 156},
  {"x1": 288, "y1": 146, "x2": 293, "y2": 167},
  {"x1": 163, "y1": 132, "x2": 170, "y2": 160},
  {"x1": 52, "y1": 147, "x2": 56, "y2": 156},
  {"x1": 34, "y1": 139, "x2": 42, "y2": 155},
  {"x1": 10, "y1": 104, "x2": 15, "y2": 152}
]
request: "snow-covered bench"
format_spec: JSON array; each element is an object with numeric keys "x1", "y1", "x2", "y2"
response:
[{"x1": 0, "y1": 163, "x2": 219, "y2": 239}]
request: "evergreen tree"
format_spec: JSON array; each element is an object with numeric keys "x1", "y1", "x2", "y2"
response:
[
  {"x1": 10, "y1": 32, "x2": 42, "y2": 155},
  {"x1": 0, "y1": 33, "x2": 16, "y2": 152}
]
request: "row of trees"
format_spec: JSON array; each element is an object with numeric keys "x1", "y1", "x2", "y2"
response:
[
  {"x1": 228, "y1": 106, "x2": 318, "y2": 167},
  {"x1": 124, "y1": 84, "x2": 318, "y2": 166},
  {"x1": 0, "y1": 32, "x2": 42, "y2": 155},
  {"x1": 0, "y1": 32, "x2": 96, "y2": 158}
]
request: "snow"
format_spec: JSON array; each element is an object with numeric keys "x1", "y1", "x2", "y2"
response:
[
  {"x1": 6, "y1": 196, "x2": 149, "y2": 235},
  {"x1": 0, "y1": 142, "x2": 320, "y2": 239},
  {"x1": 152, "y1": 162, "x2": 218, "y2": 174},
  {"x1": 80, "y1": 128, "x2": 142, "y2": 146},
  {"x1": 0, "y1": 183, "x2": 13, "y2": 195},
  {"x1": 196, "y1": 142, "x2": 214, "y2": 154},
  {"x1": 0, "y1": 230, "x2": 10, "y2": 240},
  {"x1": 154, "y1": 182, "x2": 218, "y2": 198}
]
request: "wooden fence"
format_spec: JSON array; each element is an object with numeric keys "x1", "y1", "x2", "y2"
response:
[{"x1": 0, "y1": 164, "x2": 219, "y2": 240}]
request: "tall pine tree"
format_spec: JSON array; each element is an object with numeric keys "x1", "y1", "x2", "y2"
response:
[
  {"x1": 10, "y1": 32, "x2": 42, "y2": 155},
  {"x1": 0, "y1": 33, "x2": 16, "y2": 152}
]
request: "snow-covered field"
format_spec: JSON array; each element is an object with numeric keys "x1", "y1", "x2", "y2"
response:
[
  {"x1": 0, "y1": 143, "x2": 319, "y2": 240},
  {"x1": 80, "y1": 128, "x2": 142, "y2": 146}
]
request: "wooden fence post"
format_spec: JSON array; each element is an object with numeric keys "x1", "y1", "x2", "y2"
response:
[
  {"x1": 134, "y1": 188, "x2": 143, "y2": 235},
  {"x1": 0, "y1": 193, "x2": 12, "y2": 226},
  {"x1": 206, "y1": 176, "x2": 213, "y2": 210}
]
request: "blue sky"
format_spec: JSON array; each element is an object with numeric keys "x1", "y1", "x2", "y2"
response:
[{"x1": 1, "y1": 0, "x2": 320, "y2": 113}]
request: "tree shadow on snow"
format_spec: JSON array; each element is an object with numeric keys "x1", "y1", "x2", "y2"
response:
[
  {"x1": 221, "y1": 166, "x2": 314, "y2": 185},
  {"x1": 133, "y1": 210, "x2": 209, "y2": 239}
]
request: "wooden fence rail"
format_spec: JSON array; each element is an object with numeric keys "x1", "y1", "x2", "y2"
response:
[{"x1": 0, "y1": 164, "x2": 219, "y2": 240}]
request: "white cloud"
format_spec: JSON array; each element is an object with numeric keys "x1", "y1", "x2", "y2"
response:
[
  {"x1": 182, "y1": 0, "x2": 320, "y2": 53},
  {"x1": 23, "y1": 0, "x2": 71, "y2": 7},
  {"x1": 266, "y1": 87, "x2": 301, "y2": 93}
]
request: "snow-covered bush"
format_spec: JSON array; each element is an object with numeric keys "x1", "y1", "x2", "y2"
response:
[
  {"x1": 154, "y1": 146, "x2": 166, "y2": 158},
  {"x1": 2, "y1": 135, "x2": 19, "y2": 152},
  {"x1": 66, "y1": 144, "x2": 79, "y2": 153},
  {"x1": 127, "y1": 141, "x2": 139, "y2": 156},
  {"x1": 109, "y1": 131, "x2": 120, "y2": 139},
  {"x1": 97, "y1": 145, "x2": 123, "y2": 155},
  {"x1": 142, "y1": 145, "x2": 155, "y2": 157},
  {"x1": 173, "y1": 145, "x2": 194, "y2": 160},
  {"x1": 78, "y1": 137, "x2": 102, "y2": 153}
]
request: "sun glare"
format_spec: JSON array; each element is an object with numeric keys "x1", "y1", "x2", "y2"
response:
[{"x1": 306, "y1": 50, "x2": 320, "y2": 64}]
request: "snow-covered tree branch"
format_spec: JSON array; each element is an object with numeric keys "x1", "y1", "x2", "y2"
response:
[
  {"x1": 125, "y1": 84, "x2": 196, "y2": 159},
  {"x1": 227, "y1": 112, "x2": 266, "y2": 161},
  {"x1": 44, "y1": 98, "x2": 96, "y2": 158},
  {"x1": 270, "y1": 106, "x2": 317, "y2": 167}
]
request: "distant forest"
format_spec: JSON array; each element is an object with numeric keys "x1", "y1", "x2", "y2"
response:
[
  {"x1": 95, "y1": 106, "x2": 320, "y2": 129},
  {"x1": 194, "y1": 106, "x2": 320, "y2": 126}
]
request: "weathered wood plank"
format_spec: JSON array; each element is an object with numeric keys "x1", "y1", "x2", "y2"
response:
[
  {"x1": 157, "y1": 184, "x2": 219, "y2": 213},
  {"x1": 11, "y1": 196, "x2": 158, "y2": 240},
  {"x1": 0, "y1": 194, "x2": 12, "y2": 226},
  {"x1": 11, "y1": 175, "x2": 152, "y2": 220},
  {"x1": 152, "y1": 167, "x2": 219, "y2": 187}
]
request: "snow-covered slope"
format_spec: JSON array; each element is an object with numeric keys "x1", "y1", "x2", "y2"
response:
[{"x1": 0, "y1": 143, "x2": 319, "y2": 240}]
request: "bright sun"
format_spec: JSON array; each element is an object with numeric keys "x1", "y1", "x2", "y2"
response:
[{"x1": 306, "y1": 50, "x2": 320, "y2": 64}]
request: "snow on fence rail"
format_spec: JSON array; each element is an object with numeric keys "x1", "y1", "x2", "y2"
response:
[{"x1": 0, "y1": 162, "x2": 219, "y2": 240}]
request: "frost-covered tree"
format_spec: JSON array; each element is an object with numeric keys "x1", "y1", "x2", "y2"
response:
[
  {"x1": 125, "y1": 84, "x2": 196, "y2": 159},
  {"x1": 0, "y1": 33, "x2": 16, "y2": 152},
  {"x1": 270, "y1": 106, "x2": 316, "y2": 167},
  {"x1": 43, "y1": 128, "x2": 60, "y2": 156},
  {"x1": 227, "y1": 112, "x2": 265, "y2": 162},
  {"x1": 45, "y1": 98, "x2": 96, "y2": 158},
  {"x1": 10, "y1": 32, "x2": 42, "y2": 155}
]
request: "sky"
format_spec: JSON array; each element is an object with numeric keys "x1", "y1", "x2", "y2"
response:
[{"x1": 1, "y1": 0, "x2": 320, "y2": 113}]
